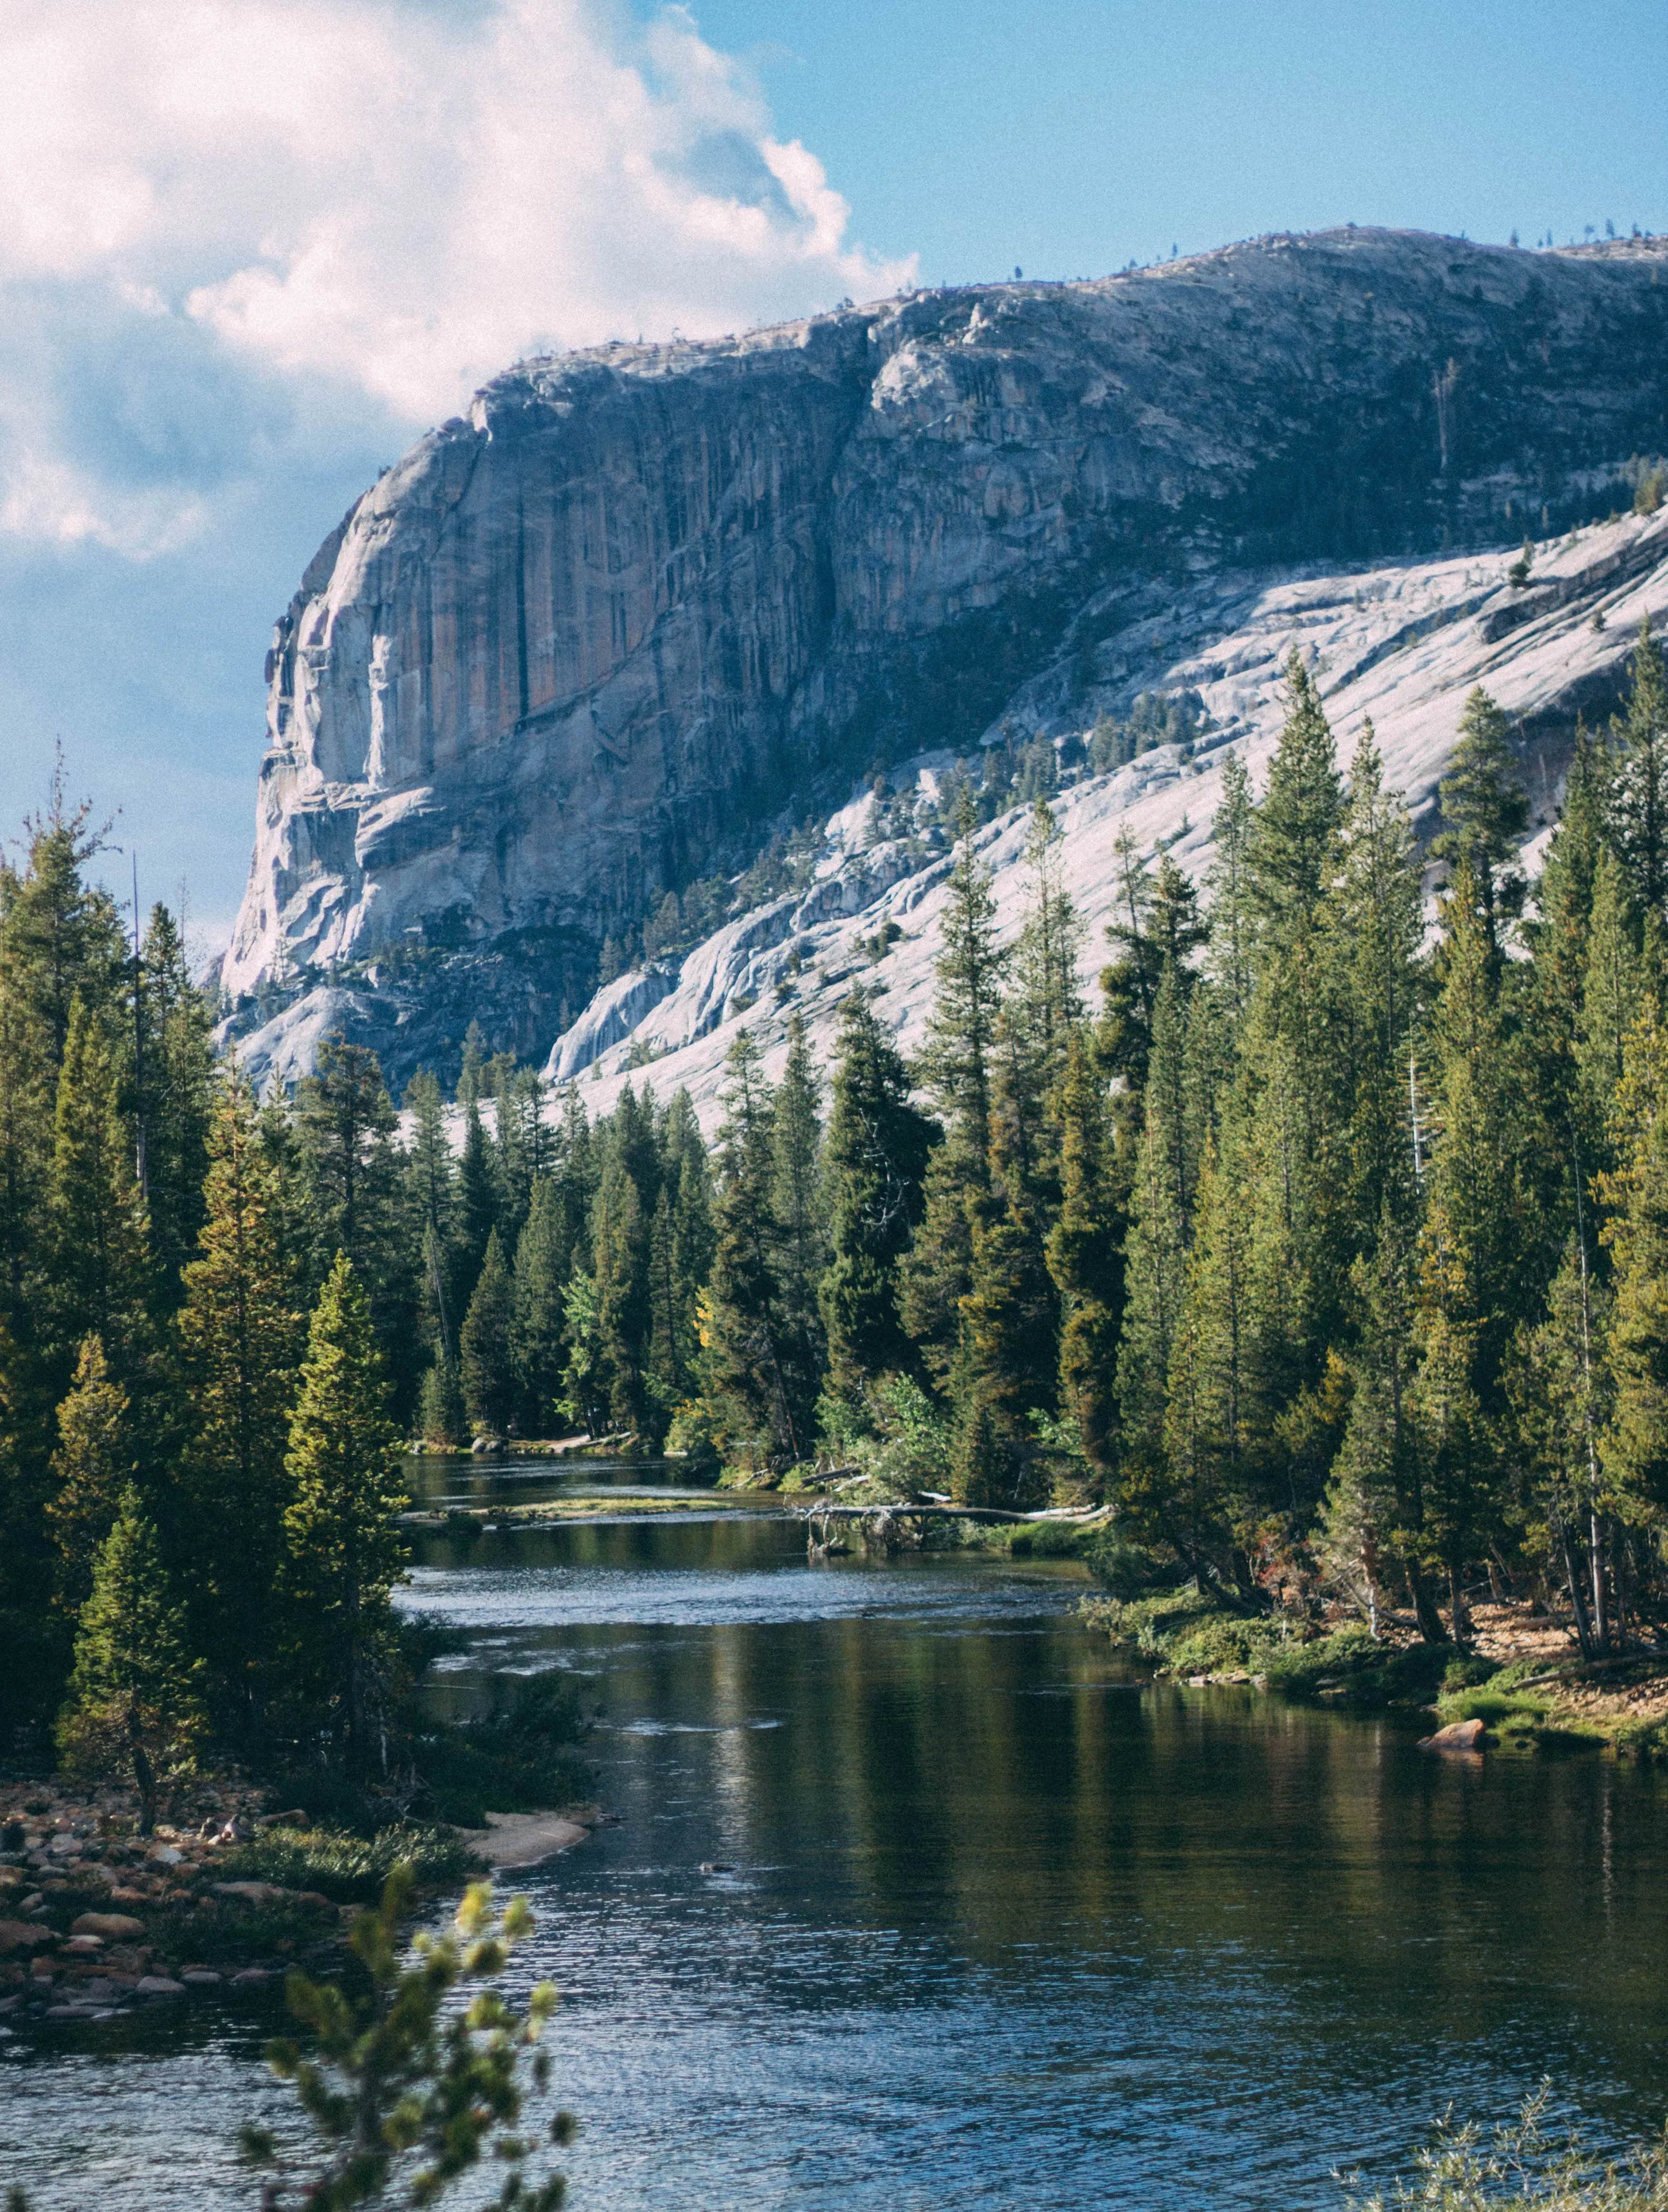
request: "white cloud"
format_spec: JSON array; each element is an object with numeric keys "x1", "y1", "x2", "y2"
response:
[{"x1": 0, "y1": 0, "x2": 914, "y2": 554}]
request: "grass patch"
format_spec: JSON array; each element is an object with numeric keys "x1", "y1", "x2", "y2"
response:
[{"x1": 215, "y1": 1824, "x2": 481, "y2": 1903}]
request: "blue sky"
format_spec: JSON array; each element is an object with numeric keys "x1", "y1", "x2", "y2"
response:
[{"x1": 0, "y1": 0, "x2": 1662, "y2": 950}]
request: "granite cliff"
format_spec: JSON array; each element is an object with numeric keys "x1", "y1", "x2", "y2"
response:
[{"x1": 220, "y1": 226, "x2": 1668, "y2": 1090}]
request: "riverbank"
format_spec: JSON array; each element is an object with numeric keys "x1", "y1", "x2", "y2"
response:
[
  {"x1": 0, "y1": 1777, "x2": 596, "y2": 2029},
  {"x1": 1083, "y1": 1586, "x2": 1668, "y2": 1757}
]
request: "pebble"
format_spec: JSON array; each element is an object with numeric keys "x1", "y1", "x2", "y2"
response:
[{"x1": 134, "y1": 1974, "x2": 185, "y2": 1996}]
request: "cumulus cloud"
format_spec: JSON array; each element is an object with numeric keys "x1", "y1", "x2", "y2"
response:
[{"x1": 0, "y1": 0, "x2": 914, "y2": 555}]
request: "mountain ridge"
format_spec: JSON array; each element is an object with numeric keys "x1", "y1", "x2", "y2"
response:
[{"x1": 218, "y1": 225, "x2": 1668, "y2": 1089}]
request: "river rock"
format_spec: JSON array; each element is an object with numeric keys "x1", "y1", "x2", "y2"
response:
[
  {"x1": 134, "y1": 1975, "x2": 185, "y2": 1996},
  {"x1": 213, "y1": 1881, "x2": 288, "y2": 1905},
  {"x1": 1418, "y1": 1717, "x2": 1487, "y2": 1752},
  {"x1": 181, "y1": 1969, "x2": 223, "y2": 1987},
  {"x1": 147, "y1": 1846, "x2": 183, "y2": 1867},
  {"x1": 63, "y1": 1934, "x2": 104, "y2": 1955},
  {"x1": 0, "y1": 1921, "x2": 53, "y2": 1954},
  {"x1": 72, "y1": 1913, "x2": 145, "y2": 1941}
]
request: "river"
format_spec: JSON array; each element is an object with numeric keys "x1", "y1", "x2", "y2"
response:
[{"x1": 7, "y1": 1454, "x2": 1668, "y2": 2208}]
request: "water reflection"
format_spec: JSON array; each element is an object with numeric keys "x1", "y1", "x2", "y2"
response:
[{"x1": 7, "y1": 1513, "x2": 1668, "y2": 2210}]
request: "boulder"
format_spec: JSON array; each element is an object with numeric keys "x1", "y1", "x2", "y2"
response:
[
  {"x1": 1418, "y1": 1716, "x2": 1487, "y2": 1752},
  {"x1": 74, "y1": 1913, "x2": 145, "y2": 1941},
  {"x1": 0, "y1": 1921, "x2": 53, "y2": 1955}
]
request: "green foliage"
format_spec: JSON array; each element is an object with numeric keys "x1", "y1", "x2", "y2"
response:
[
  {"x1": 278, "y1": 1255, "x2": 409, "y2": 1771},
  {"x1": 1346, "y1": 2088, "x2": 1668, "y2": 2212},
  {"x1": 217, "y1": 1825, "x2": 482, "y2": 1903},
  {"x1": 240, "y1": 1868, "x2": 574, "y2": 2211},
  {"x1": 56, "y1": 1486, "x2": 207, "y2": 1832}
]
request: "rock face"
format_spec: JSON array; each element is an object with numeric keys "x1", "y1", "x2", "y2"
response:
[
  {"x1": 553, "y1": 506, "x2": 1668, "y2": 1129},
  {"x1": 221, "y1": 227, "x2": 1668, "y2": 1088}
]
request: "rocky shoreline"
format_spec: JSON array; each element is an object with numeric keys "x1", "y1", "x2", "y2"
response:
[{"x1": 0, "y1": 1780, "x2": 598, "y2": 2033}]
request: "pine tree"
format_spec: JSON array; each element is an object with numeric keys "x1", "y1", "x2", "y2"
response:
[
  {"x1": 56, "y1": 1489, "x2": 206, "y2": 1834},
  {"x1": 456, "y1": 1095, "x2": 499, "y2": 1310},
  {"x1": 1336, "y1": 724, "x2": 1422, "y2": 1242},
  {"x1": 1116, "y1": 968, "x2": 1190, "y2": 1490},
  {"x1": 1433, "y1": 687, "x2": 1529, "y2": 955},
  {"x1": 1575, "y1": 847, "x2": 1643, "y2": 1166},
  {"x1": 49, "y1": 992, "x2": 151, "y2": 1373},
  {"x1": 417, "y1": 1354, "x2": 468, "y2": 1448},
  {"x1": 135, "y1": 901, "x2": 215, "y2": 1297},
  {"x1": 699, "y1": 1029, "x2": 800, "y2": 1467},
  {"x1": 1206, "y1": 751, "x2": 1257, "y2": 1023},
  {"x1": 1423, "y1": 856, "x2": 1526, "y2": 1401},
  {"x1": 1509, "y1": 1239, "x2": 1612, "y2": 1659},
  {"x1": 460, "y1": 1229, "x2": 517, "y2": 1438},
  {"x1": 45, "y1": 1334, "x2": 133, "y2": 1617},
  {"x1": 589, "y1": 1160, "x2": 649, "y2": 1438},
  {"x1": 1164, "y1": 1114, "x2": 1256, "y2": 1576},
  {"x1": 279, "y1": 1255, "x2": 408, "y2": 1771},
  {"x1": 771, "y1": 1014, "x2": 827, "y2": 1430},
  {"x1": 1247, "y1": 651, "x2": 1346, "y2": 946},
  {"x1": 295, "y1": 1039, "x2": 417, "y2": 1407},
  {"x1": 1046, "y1": 1032, "x2": 1124, "y2": 1477},
  {"x1": 175, "y1": 1069, "x2": 306, "y2": 1721},
  {"x1": 511, "y1": 1178, "x2": 573, "y2": 1435},
  {"x1": 404, "y1": 1069, "x2": 459, "y2": 1363},
  {"x1": 1411, "y1": 1267, "x2": 1496, "y2": 1647},
  {"x1": 819, "y1": 992, "x2": 934, "y2": 1407},
  {"x1": 1613, "y1": 615, "x2": 1668, "y2": 917},
  {"x1": 915, "y1": 800, "x2": 1006, "y2": 1170}
]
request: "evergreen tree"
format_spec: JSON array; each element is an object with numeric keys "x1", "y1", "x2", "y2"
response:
[
  {"x1": 1116, "y1": 966, "x2": 1191, "y2": 1494},
  {"x1": 700, "y1": 1029, "x2": 801, "y2": 1467},
  {"x1": 279, "y1": 1255, "x2": 408, "y2": 1772},
  {"x1": 511, "y1": 1178, "x2": 573, "y2": 1435},
  {"x1": 1247, "y1": 651, "x2": 1346, "y2": 946},
  {"x1": 404, "y1": 1069, "x2": 459, "y2": 1362},
  {"x1": 819, "y1": 992, "x2": 934, "y2": 1407},
  {"x1": 1336, "y1": 724, "x2": 1422, "y2": 1241},
  {"x1": 49, "y1": 992, "x2": 151, "y2": 1373},
  {"x1": 1612, "y1": 615, "x2": 1668, "y2": 917},
  {"x1": 295, "y1": 1041, "x2": 416, "y2": 1404},
  {"x1": 417, "y1": 1354, "x2": 468, "y2": 1449},
  {"x1": 456, "y1": 1095, "x2": 499, "y2": 1310},
  {"x1": 460, "y1": 1229, "x2": 517, "y2": 1438},
  {"x1": 589, "y1": 1160, "x2": 650, "y2": 1438},
  {"x1": 56, "y1": 1489, "x2": 206, "y2": 1834},
  {"x1": 1509, "y1": 1239, "x2": 1612, "y2": 1658},
  {"x1": 1206, "y1": 751, "x2": 1256, "y2": 1024},
  {"x1": 1433, "y1": 687, "x2": 1529, "y2": 956},
  {"x1": 1046, "y1": 1031, "x2": 1123, "y2": 1477},
  {"x1": 175, "y1": 1069, "x2": 306, "y2": 1722},
  {"x1": 135, "y1": 901, "x2": 215, "y2": 1296},
  {"x1": 1423, "y1": 856, "x2": 1526, "y2": 1401},
  {"x1": 45, "y1": 1334, "x2": 133, "y2": 1617},
  {"x1": 771, "y1": 1014, "x2": 827, "y2": 1427},
  {"x1": 1575, "y1": 847, "x2": 1643, "y2": 1165}
]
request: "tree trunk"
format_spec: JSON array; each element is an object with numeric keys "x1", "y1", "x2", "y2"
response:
[
  {"x1": 1560, "y1": 1520, "x2": 1597, "y2": 1661},
  {"x1": 132, "y1": 1737, "x2": 157, "y2": 1839},
  {"x1": 1406, "y1": 1561, "x2": 1450, "y2": 1645},
  {"x1": 1447, "y1": 1562, "x2": 1471, "y2": 1648}
]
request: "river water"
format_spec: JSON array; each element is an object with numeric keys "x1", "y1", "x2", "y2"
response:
[{"x1": 7, "y1": 1456, "x2": 1668, "y2": 2208}]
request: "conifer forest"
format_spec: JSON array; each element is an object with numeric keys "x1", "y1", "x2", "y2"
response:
[{"x1": 6, "y1": 624, "x2": 1668, "y2": 1825}]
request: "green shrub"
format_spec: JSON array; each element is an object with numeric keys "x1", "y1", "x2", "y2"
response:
[
  {"x1": 1437, "y1": 1687, "x2": 1550, "y2": 1730},
  {"x1": 216, "y1": 1824, "x2": 481, "y2": 1903},
  {"x1": 408, "y1": 1672, "x2": 593, "y2": 1830},
  {"x1": 149, "y1": 1890, "x2": 343, "y2": 1964}
]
